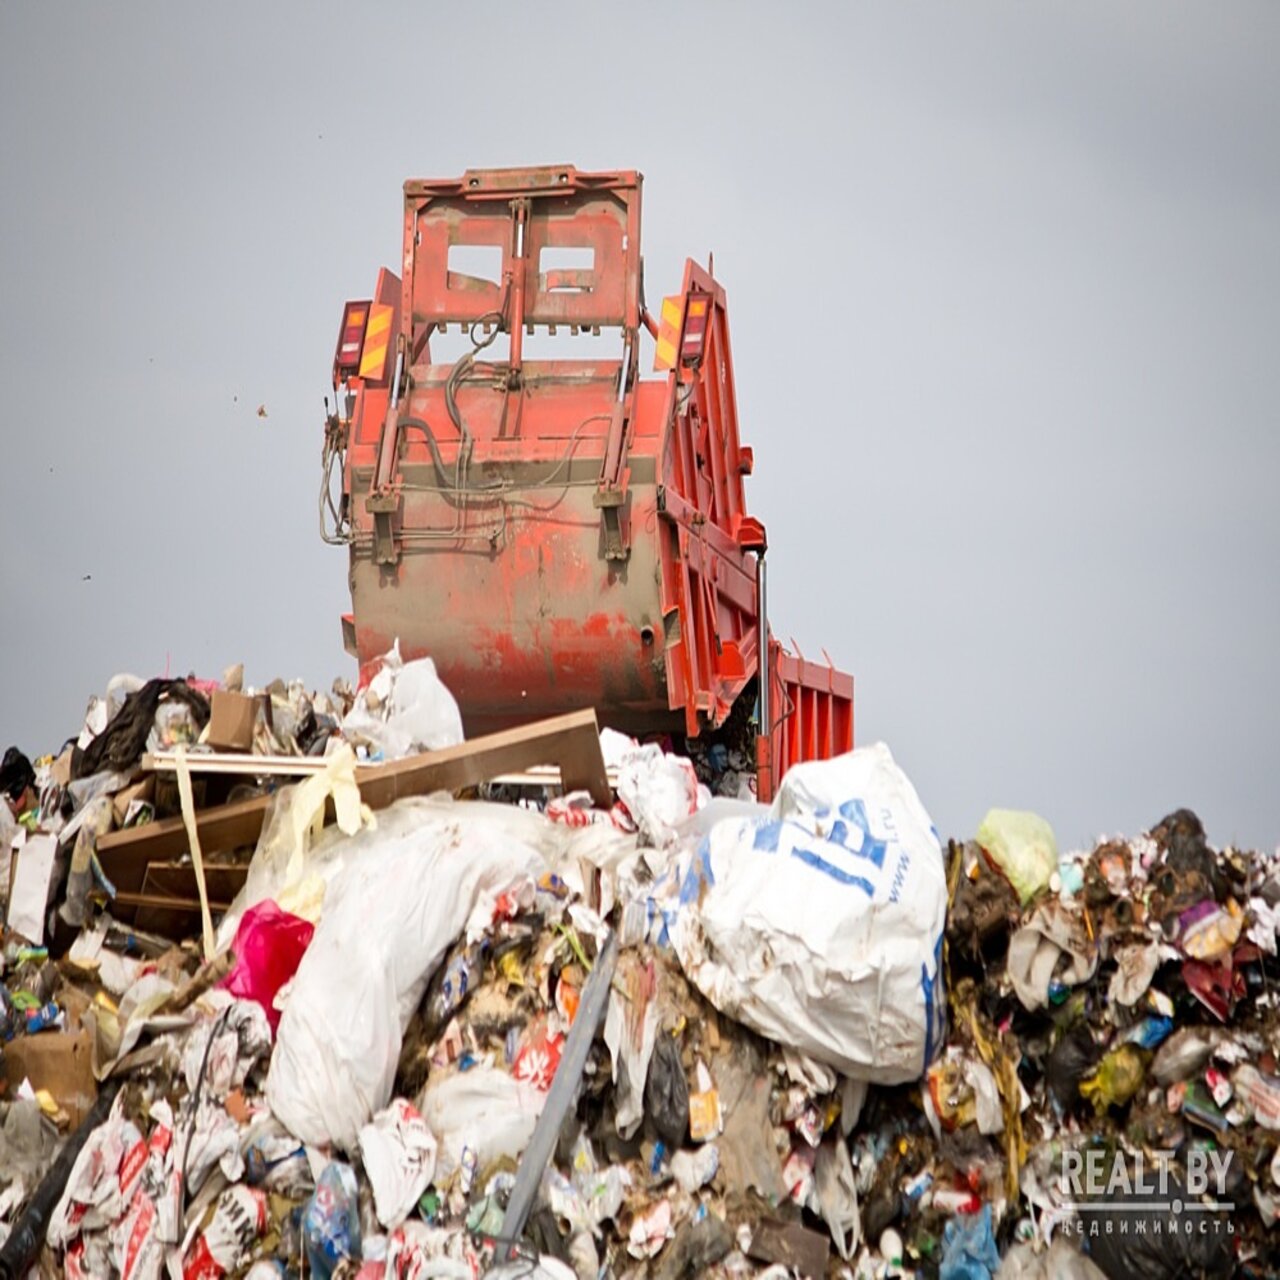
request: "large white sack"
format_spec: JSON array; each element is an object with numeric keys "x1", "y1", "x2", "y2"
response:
[
  {"x1": 266, "y1": 798, "x2": 554, "y2": 1150},
  {"x1": 671, "y1": 742, "x2": 947, "y2": 1082}
]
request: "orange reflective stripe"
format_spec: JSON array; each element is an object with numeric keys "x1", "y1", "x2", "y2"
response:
[
  {"x1": 358, "y1": 304, "x2": 394, "y2": 379},
  {"x1": 653, "y1": 294, "x2": 684, "y2": 372}
]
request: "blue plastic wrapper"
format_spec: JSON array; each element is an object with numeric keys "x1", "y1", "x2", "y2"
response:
[
  {"x1": 23, "y1": 1002, "x2": 60, "y2": 1034},
  {"x1": 940, "y1": 1204, "x2": 1001, "y2": 1280},
  {"x1": 302, "y1": 1162, "x2": 362, "y2": 1278},
  {"x1": 1121, "y1": 1015, "x2": 1174, "y2": 1050}
]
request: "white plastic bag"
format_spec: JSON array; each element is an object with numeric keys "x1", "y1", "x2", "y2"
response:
[
  {"x1": 671, "y1": 743, "x2": 947, "y2": 1082},
  {"x1": 615, "y1": 742, "x2": 703, "y2": 846},
  {"x1": 266, "y1": 798, "x2": 554, "y2": 1150},
  {"x1": 48, "y1": 1093, "x2": 140, "y2": 1248},
  {"x1": 340, "y1": 640, "x2": 464, "y2": 760},
  {"x1": 358, "y1": 1098, "x2": 438, "y2": 1229},
  {"x1": 418, "y1": 1066, "x2": 546, "y2": 1181}
]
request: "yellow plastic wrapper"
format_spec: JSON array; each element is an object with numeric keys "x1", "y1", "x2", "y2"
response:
[
  {"x1": 1080, "y1": 1044, "x2": 1146, "y2": 1115},
  {"x1": 976, "y1": 808, "x2": 1058, "y2": 905}
]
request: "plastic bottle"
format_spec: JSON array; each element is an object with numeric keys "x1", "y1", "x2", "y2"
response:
[{"x1": 302, "y1": 1162, "x2": 362, "y2": 1280}]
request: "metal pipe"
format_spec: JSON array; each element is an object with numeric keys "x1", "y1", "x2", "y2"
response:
[
  {"x1": 497, "y1": 930, "x2": 619, "y2": 1258},
  {"x1": 508, "y1": 200, "x2": 528, "y2": 373},
  {"x1": 0, "y1": 1076, "x2": 123, "y2": 1280},
  {"x1": 757, "y1": 552, "x2": 770, "y2": 739}
]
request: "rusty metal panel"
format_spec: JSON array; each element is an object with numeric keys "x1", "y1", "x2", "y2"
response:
[
  {"x1": 347, "y1": 461, "x2": 670, "y2": 736},
  {"x1": 402, "y1": 167, "x2": 640, "y2": 338}
]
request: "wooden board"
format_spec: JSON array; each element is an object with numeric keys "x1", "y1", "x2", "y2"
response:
[
  {"x1": 143, "y1": 754, "x2": 620, "y2": 790},
  {"x1": 98, "y1": 709, "x2": 609, "y2": 890},
  {"x1": 143, "y1": 751, "x2": 328, "y2": 777},
  {"x1": 353, "y1": 708, "x2": 611, "y2": 809},
  {"x1": 96, "y1": 794, "x2": 274, "y2": 897},
  {"x1": 131, "y1": 861, "x2": 248, "y2": 936}
]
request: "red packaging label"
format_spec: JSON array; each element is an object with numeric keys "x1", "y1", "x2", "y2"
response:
[{"x1": 183, "y1": 1185, "x2": 269, "y2": 1280}]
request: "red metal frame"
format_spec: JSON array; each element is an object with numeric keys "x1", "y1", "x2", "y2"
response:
[
  {"x1": 326, "y1": 165, "x2": 853, "y2": 792},
  {"x1": 773, "y1": 645, "x2": 856, "y2": 781}
]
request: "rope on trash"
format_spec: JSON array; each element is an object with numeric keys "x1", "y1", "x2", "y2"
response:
[
  {"x1": 174, "y1": 745, "x2": 216, "y2": 961},
  {"x1": 180, "y1": 1004, "x2": 232, "y2": 1203}
]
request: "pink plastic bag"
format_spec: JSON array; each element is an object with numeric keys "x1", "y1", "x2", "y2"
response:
[{"x1": 220, "y1": 900, "x2": 314, "y2": 1035}]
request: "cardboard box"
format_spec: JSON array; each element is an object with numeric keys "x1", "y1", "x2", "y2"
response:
[
  {"x1": 2, "y1": 1030, "x2": 98, "y2": 1127},
  {"x1": 206, "y1": 690, "x2": 258, "y2": 752},
  {"x1": 50, "y1": 745, "x2": 74, "y2": 788}
]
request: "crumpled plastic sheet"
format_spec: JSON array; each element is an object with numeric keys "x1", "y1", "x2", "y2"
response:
[
  {"x1": 0, "y1": 1100, "x2": 60, "y2": 1239},
  {"x1": 1007, "y1": 900, "x2": 1098, "y2": 1011},
  {"x1": 418, "y1": 1065, "x2": 545, "y2": 1183},
  {"x1": 940, "y1": 1203, "x2": 1001, "y2": 1279},
  {"x1": 48, "y1": 1093, "x2": 140, "y2": 1250},
  {"x1": 977, "y1": 809, "x2": 1059, "y2": 906},
  {"x1": 1107, "y1": 941, "x2": 1161, "y2": 1006},
  {"x1": 219, "y1": 899, "x2": 315, "y2": 1035},
  {"x1": 216, "y1": 745, "x2": 372, "y2": 950},
  {"x1": 815, "y1": 1136, "x2": 860, "y2": 1260},
  {"x1": 603, "y1": 950, "x2": 659, "y2": 1139},
  {"x1": 339, "y1": 639, "x2": 464, "y2": 761},
  {"x1": 996, "y1": 1237, "x2": 1109, "y2": 1279},
  {"x1": 615, "y1": 741, "x2": 704, "y2": 847},
  {"x1": 181, "y1": 996, "x2": 272, "y2": 1101}
]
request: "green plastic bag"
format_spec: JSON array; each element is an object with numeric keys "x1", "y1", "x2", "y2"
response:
[{"x1": 976, "y1": 808, "x2": 1057, "y2": 905}]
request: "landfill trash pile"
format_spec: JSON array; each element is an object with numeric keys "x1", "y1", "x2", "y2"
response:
[{"x1": 1, "y1": 655, "x2": 1278, "y2": 1279}]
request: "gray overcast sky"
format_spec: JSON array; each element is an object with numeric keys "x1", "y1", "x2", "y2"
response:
[{"x1": 2, "y1": 2, "x2": 1277, "y2": 852}]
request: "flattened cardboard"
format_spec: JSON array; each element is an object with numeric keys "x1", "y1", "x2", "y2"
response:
[
  {"x1": 6, "y1": 832, "x2": 57, "y2": 944},
  {"x1": 111, "y1": 775, "x2": 156, "y2": 827}
]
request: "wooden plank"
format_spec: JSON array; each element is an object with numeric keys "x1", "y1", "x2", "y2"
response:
[
  {"x1": 123, "y1": 859, "x2": 250, "y2": 938},
  {"x1": 141, "y1": 861, "x2": 248, "y2": 898},
  {"x1": 143, "y1": 754, "x2": 620, "y2": 790},
  {"x1": 98, "y1": 709, "x2": 610, "y2": 880},
  {"x1": 133, "y1": 860, "x2": 248, "y2": 929},
  {"x1": 114, "y1": 891, "x2": 235, "y2": 912},
  {"x1": 354, "y1": 709, "x2": 610, "y2": 809},
  {"x1": 144, "y1": 751, "x2": 326, "y2": 777}
]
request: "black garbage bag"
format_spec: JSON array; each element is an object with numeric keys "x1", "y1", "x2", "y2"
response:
[
  {"x1": 644, "y1": 1032, "x2": 690, "y2": 1147},
  {"x1": 655, "y1": 1215, "x2": 732, "y2": 1280},
  {"x1": 1046, "y1": 1023, "x2": 1102, "y2": 1109},
  {"x1": 0, "y1": 747, "x2": 35, "y2": 803},
  {"x1": 1150, "y1": 809, "x2": 1216, "y2": 886},
  {"x1": 73, "y1": 678, "x2": 210, "y2": 779},
  {"x1": 1083, "y1": 1176, "x2": 1233, "y2": 1280}
]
